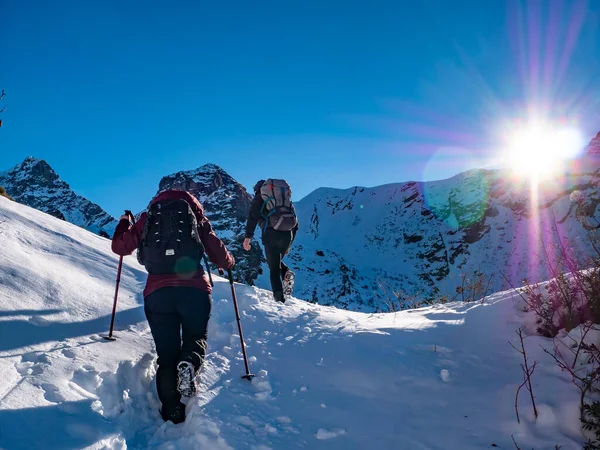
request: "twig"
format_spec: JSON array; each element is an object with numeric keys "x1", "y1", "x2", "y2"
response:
[
  {"x1": 509, "y1": 328, "x2": 539, "y2": 420},
  {"x1": 480, "y1": 271, "x2": 495, "y2": 304},
  {"x1": 573, "y1": 321, "x2": 595, "y2": 369},
  {"x1": 377, "y1": 278, "x2": 396, "y2": 312},
  {"x1": 542, "y1": 342, "x2": 594, "y2": 420},
  {"x1": 514, "y1": 376, "x2": 526, "y2": 424},
  {"x1": 500, "y1": 271, "x2": 528, "y2": 305}
]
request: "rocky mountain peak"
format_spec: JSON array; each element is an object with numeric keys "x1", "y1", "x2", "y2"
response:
[
  {"x1": 4, "y1": 157, "x2": 65, "y2": 187},
  {"x1": 158, "y1": 164, "x2": 252, "y2": 221},
  {"x1": 587, "y1": 132, "x2": 600, "y2": 155},
  {"x1": 0, "y1": 157, "x2": 116, "y2": 237},
  {"x1": 157, "y1": 164, "x2": 263, "y2": 284}
]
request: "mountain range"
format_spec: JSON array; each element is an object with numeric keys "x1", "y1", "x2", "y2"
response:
[{"x1": 1, "y1": 135, "x2": 599, "y2": 311}]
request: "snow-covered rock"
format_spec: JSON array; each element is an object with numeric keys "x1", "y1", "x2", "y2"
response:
[
  {"x1": 285, "y1": 157, "x2": 600, "y2": 311},
  {"x1": 0, "y1": 157, "x2": 117, "y2": 237}
]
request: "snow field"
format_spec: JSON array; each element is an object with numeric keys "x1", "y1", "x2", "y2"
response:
[{"x1": 0, "y1": 196, "x2": 590, "y2": 449}]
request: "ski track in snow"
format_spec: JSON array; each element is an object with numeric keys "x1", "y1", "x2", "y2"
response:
[{"x1": 0, "y1": 195, "x2": 590, "y2": 449}]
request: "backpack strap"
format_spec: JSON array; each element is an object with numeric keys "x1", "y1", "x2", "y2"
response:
[{"x1": 260, "y1": 181, "x2": 277, "y2": 232}]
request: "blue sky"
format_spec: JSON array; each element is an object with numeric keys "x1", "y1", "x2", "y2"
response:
[{"x1": 2, "y1": 0, "x2": 600, "y2": 218}]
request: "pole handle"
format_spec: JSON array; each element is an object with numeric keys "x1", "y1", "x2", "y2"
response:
[
  {"x1": 124, "y1": 210, "x2": 136, "y2": 225},
  {"x1": 227, "y1": 268, "x2": 234, "y2": 284}
]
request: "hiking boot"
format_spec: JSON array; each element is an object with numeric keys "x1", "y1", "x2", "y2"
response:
[
  {"x1": 177, "y1": 361, "x2": 197, "y2": 397},
  {"x1": 282, "y1": 270, "x2": 295, "y2": 297},
  {"x1": 161, "y1": 401, "x2": 186, "y2": 424}
]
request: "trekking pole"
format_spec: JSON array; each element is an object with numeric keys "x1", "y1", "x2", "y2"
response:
[
  {"x1": 104, "y1": 210, "x2": 135, "y2": 341},
  {"x1": 203, "y1": 254, "x2": 214, "y2": 287},
  {"x1": 227, "y1": 268, "x2": 255, "y2": 380}
]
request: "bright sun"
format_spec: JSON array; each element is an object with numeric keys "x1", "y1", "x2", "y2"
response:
[{"x1": 504, "y1": 121, "x2": 584, "y2": 179}]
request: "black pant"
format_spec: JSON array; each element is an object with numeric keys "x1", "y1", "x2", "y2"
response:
[
  {"x1": 263, "y1": 228, "x2": 293, "y2": 301},
  {"x1": 144, "y1": 286, "x2": 211, "y2": 409}
]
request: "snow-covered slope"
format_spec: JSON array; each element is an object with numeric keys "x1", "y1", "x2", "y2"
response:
[
  {"x1": 0, "y1": 189, "x2": 588, "y2": 449},
  {"x1": 155, "y1": 164, "x2": 265, "y2": 285},
  {"x1": 0, "y1": 157, "x2": 117, "y2": 237},
  {"x1": 287, "y1": 157, "x2": 600, "y2": 310}
]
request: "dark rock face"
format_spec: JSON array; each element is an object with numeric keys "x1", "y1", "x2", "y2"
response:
[
  {"x1": 156, "y1": 164, "x2": 265, "y2": 284},
  {"x1": 0, "y1": 157, "x2": 117, "y2": 236}
]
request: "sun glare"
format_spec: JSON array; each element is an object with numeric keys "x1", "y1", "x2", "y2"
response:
[{"x1": 504, "y1": 122, "x2": 584, "y2": 179}]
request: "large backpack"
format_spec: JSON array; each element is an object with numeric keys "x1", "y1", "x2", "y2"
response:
[
  {"x1": 137, "y1": 198, "x2": 205, "y2": 274},
  {"x1": 259, "y1": 179, "x2": 298, "y2": 232}
]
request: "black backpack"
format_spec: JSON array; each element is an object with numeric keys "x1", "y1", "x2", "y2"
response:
[
  {"x1": 259, "y1": 179, "x2": 298, "y2": 232},
  {"x1": 137, "y1": 198, "x2": 205, "y2": 275}
]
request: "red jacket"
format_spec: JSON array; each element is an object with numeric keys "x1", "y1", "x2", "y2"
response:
[{"x1": 111, "y1": 190, "x2": 235, "y2": 298}]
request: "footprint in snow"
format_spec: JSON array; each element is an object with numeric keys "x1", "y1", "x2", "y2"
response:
[
  {"x1": 70, "y1": 367, "x2": 102, "y2": 397},
  {"x1": 21, "y1": 351, "x2": 50, "y2": 364},
  {"x1": 61, "y1": 348, "x2": 77, "y2": 359},
  {"x1": 41, "y1": 383, "x2": 65, "y2": 403},
  {"x1": 15, "y1": 361, "x2": 42, "y2": 376},
  {"x1": 16, "y1": 352, "x2": 49, "y2": 376},
  {"x1": 83, "y1": 353, "x2": 159, "y2": 426}
]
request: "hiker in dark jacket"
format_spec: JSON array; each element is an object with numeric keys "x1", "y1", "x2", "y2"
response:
[
  {"x1": 111, "y1": 189, "x2": 234, "y2": 425},
  {"x1": 243, "y1": 179, "x2": 298, "y2": 303}
]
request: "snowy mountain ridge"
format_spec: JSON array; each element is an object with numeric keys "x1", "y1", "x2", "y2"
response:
[
  {"x1": 3, "y1": 148, "x2": 600, "y2": 312},
  {"x1": 284, "y1": 157, "x2": 600, "y2": 310},
  {"x1": 0, "y1": 192, "x2": 587, "y2": 449},
  {"x1": 0, "y1": 156, "x2": 117, "y2": 237}
]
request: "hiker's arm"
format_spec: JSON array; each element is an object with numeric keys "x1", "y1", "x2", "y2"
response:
[
  {"x1": 111, "y1": 214, "x2": 144, "y2": 256},
  {"x1": 291, "y1": 228, "x2": 297, "y2": 246},
  {"x1": 290, "y1": 205, "x2": 299, "y2": 245},
  {"x1": 200, "y1": 220, "x2": 235, "y2": 270},
  {"x1": 244, "y1": 195, "x2": 262, "y2": 239}
]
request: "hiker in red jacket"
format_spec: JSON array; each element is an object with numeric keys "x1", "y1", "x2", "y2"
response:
[{"x1": 111, "y1": 189, "x2": 234, "y2": 425}]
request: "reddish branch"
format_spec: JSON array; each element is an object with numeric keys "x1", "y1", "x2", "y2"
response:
[{"x1": 509, "y1": 328, "x2": 539, "y2": 422}]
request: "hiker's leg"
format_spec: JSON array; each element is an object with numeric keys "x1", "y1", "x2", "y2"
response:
[
  {"x1": 278, "y1": 230, "x2": 293, "y2": 279},
  {"x1": 280, "y1": 260, "x2": 289, "y2": 278},
  {"x1": 144, "y1": 289, "x2": 183, "y2": 412},
  {"x1": 263, "y1": 231, "x2": 284, "y2": 301},
  {"x1": 177, "y1": 287, "x2": 212, "y2": 373}
]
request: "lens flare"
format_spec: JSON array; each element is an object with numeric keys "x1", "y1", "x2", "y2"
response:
[{"x1": 503, "y1": 121, "x2": 584, "y2": 179}]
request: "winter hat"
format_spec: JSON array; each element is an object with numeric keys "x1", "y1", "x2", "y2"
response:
[{"x1": 253, "y1": 180, "x2": 266, "y2": 193}]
